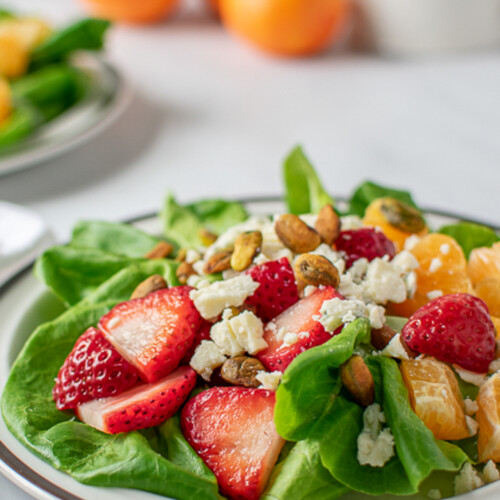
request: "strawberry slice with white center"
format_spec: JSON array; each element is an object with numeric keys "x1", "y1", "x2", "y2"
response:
[
  {"x1": 256, "y1": 286, "x2": 343, "y2": 372},
  {"x1": 181, "y1": 387, "x2": 284, "y2": 500},
  {"x1": 53, "y1": 327, "x2": 140, "y2": 411},
  {"x1": 76, "y1": 365, "x2": 196, "y2": 434},
  {"x1": 245, "y1": 257, "x2": 299, "y2": 322},
  {"x1": 99, "y1": 287, "x2": 203, "y2": 383}
]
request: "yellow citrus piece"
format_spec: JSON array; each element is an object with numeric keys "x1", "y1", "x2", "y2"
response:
[
  {"x1": 492, "y1": 316, "x2": 500, "y2": 340},
  {"x1": 400, "y1": 357, "x2": 471, "y2": 441},
  {"x1": 476, "y1": 372, "x2": 500, "y2": 462},
  {"x1": 0, "y1": 18, "x2": 52, "y2": 51},
  {"x1": 363, "y1": 197, "x2": 428, "y2": 251},
  {"x1": 0, "y1": 34, "x2": 29, "y2": 78},
  {"x1": 475, "y1": 277, "x2": 500, "y2": 318},
  {"x1": 389, "y1": 233, "x2": 473, "y2": 317},
  {"x1": 468, "y1": 242, "x2": 500, "y2": 286},
  {"x1": 0, "y1": 77, "x2": 11, "y2": 125}
]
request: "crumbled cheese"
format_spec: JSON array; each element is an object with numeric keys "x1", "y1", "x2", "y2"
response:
[
  {"x1": 405, "y1": 272, "x2": 417, "y2": 299},
  {"x1": 404, "y1": 234, "x2": 421, "y2": 251},
  {"x1": 338, "y1": 274, "x2": 365, "y2": 301},
  {"x1": 427, "y1": 489, "x2": 442, "y2": 500},
  {"x1": 340, "y1": 215, "x2": 364, "y2": 230},
  {"x1": 303, "y1": 285, "x2": 318, "y2": 297},
  {"x1": 348, "y1": 258, "x2": 369, "y2": 282},
  {"x1": 299, "y1": 213, "x2": 317, "y2": 227},
  {"x1": 454, "y1": 365, "x2": 487, "y2": 387},
  {"x1": 454, "y1": 463, "x2": 484, "y2": 495},
  {"x1": 319, "y1": 298, "x2": 368, "y2": 332},
  {"x1": 426, "y1": 289, "x2": 443, "y2": 300},
  {"x1": 210, "y1": 319, "x2": 245, "y2": 357},
  {"x1": 367, "y1": 303, "x2": 385, "y2": 329},
  {"x1": 463, "y1": 398, "x2": 478, "y2": 416},
  {"x1": 429, "y1": 258, "x2": 443, "y2": 273},
  {"x1": 185, "y1": 249, "x2": 201, "y2": 264},
  {"x1": 189, "y1": 275, "x2": 259, "y2": 319},
  {"x1": 229, "y1": 310, "x2": 267, "y2": 354},
  {"x1": 466, "y1": 416, "x2": 479, "y2": 436},
  {"x1": 256, "y1": 371, "x2": 283, "y2": 391},
  {"x1": 489, "y1": 358, "x2": 500, "y2": 374},
  {"x1": 253, "y1": 253, "x2": 270, "y2": 265},
  {"x1": 362, "y1": 257, "x2": 408, "y2": 304},
  {"x1": 392, "y1": 250, "x2": 419, "y2": 273},
  {"x1": 482, "y1": 461, "x2": 500, "y2": 484},
  {"x1": 222, "y1": 268, "x2": 241, "y2": 280},
  {"x1": 357, "y1": 403, "x2": 395, "y2": 467},
  {"x1": 281, "y1": 331, "x2": 299, "y2": 347},
  {"x1": 192, "y1": 260, "x2": 205, "y2": 275},
  {"x1": 380, "y1": 333, "x2": 410, "y2": 360},
  {"x1": 189, "y1": 340, "x2": 227, "y2": 381},
  {"x1": 440, "y1": 243, "x2": 451, "y2": 256}
]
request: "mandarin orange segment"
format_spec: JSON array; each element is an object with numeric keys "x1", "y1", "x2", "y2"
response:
[
  {"x1": 400, "y1": 357, "x2": 471, "y2": 441},
  {"x1": 474, "y1": 278, "x2": 500, "y2": 318},
  {"x1": 468, "y1": 242, "x2": 500, "y2": 286},
  {"x1": 492, "y1": 317, "x2": 500, "y2": 340},
  {"x1": 389, "y1": 234, "x2": 473, "y2": 318},
  {"x1": 362, "y1": 197, "x2": 428, "y2": 252},
  {"x1": 476, "y1": 372, "x2": 500, "y2": 462}
]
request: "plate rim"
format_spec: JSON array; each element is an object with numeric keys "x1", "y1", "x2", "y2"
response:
[
  {"x1": 0, "y1": 53, "x2": 132, "y2": 177},
  {"x1": 0, "y1": 197, "x2": 499, "y2": 500}
]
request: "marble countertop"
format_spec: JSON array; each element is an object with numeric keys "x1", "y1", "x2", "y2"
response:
[{"x1": 1, "y1": 0, "x2": 499, "y2": 498}]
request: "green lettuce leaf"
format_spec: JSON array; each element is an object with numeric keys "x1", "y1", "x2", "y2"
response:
[
  {"x1": 1, "y1": 260, "x2": 219, "y2": 500},
  {"x1": 348, "y1": 181, "x2": 420, "y2": 217},
  {"x1": 438, "y1": 222, "x2": 500, "y2": 259},
  {"x1": 263, "y1": 440, "x2": 349, "y2": 500},
  {"x1": 283, "y1": 146, "x2": 334, "y2": 215},
  {"x1": 274, "y1": 318, "x2": 371, "y2": 441},
  {"x1": 161, "y1": 193, "x2": 248, "y2": 249}
]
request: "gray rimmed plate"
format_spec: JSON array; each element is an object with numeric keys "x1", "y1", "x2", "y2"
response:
[
  {"x1": 0, "y1": 198, "x2": 499, "y2": 500},
  {"x1": 0, "y1": 52, "x2": 131, "y2": 177}
]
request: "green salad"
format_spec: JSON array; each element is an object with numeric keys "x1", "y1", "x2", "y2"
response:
[
  {"x1": 0, "y1": 9, "x2": 110, "y2": 151},
  {"x1": 2, "y1": 147, "x2": 500, "y2": 500}
]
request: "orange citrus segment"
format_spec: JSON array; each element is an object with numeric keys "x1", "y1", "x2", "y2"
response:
[
  {"x1": 468, "y1": 242, "x2": 500, "y2": 286},
  {"x1": 0, "y1": 77, "x2": 11, "y2": 125},
  {"x1": 389, "y1": 234, "x2": 473, "y2": 317},
  {"x1": 0, "y1": 34, "x2": 28, "y2": 78},
  {"x1": 476, "y1": 372, "x2": 500, "y2": 462},
  {"x1": 400, "y1": 357, "x2": 471, "y2": 441},
  {"x1": 492, "y1": 316, "x2": 500, "y2": 340},
  {"x1": 362, "y1": 197, "x2": 428, "y2": 252},
  {"x1": 474, "y1": 278, "x2": 500, "y2": 318}
]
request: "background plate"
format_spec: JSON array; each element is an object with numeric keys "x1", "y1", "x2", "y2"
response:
[
  {"x1": 0, "y1": 199, "x2": 499, "y2": 500},
  {"x1": 0, "y1": 52, "x2": 131, "y2": 177}
]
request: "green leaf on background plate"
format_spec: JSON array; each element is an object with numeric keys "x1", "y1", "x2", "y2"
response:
[
  {"x1": 438, "y1": 221, "x2": 500, "y2": 258},
  {"x1": 348, "y1": 181, "x2": 420, "y2": 217},
  {"x1": 283, "y1": 146, "x2": 334, "y2": 215}
]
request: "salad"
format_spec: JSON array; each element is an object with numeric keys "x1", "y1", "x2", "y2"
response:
[
  {"x1": 2, "y1": 146, "x2": 500, "y2": 500},
  {"x1": 0, "y1": 9, "x2": 109, "y2": 151}
]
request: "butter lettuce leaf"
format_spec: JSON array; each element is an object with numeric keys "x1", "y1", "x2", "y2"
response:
[
  {"x1": 438, "y1": 221, "x2": 500, "y2": 258},
  {"x1": 283, "y1": 146, "x2": 334, "y2": 215}
]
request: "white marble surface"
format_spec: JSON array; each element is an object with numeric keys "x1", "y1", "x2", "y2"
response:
[{"x1": 1, "y1": 0, "x2": 500, "y2": 498}]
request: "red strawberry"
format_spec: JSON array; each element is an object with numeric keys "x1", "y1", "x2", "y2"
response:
[
  {"x1": 99, "y1": 287, "x2": 203, "y2": 383},
  {"x1": 402, "y1": 293, "x2": 496, "y2": 373},
  {"x1": 335, "y1": 228, "x2": 396, "y2": 269},
  {"x1": 76, "y1": 365, "x2": 196, "y2": 434},
  {"x1": 256, "y1": 286, "x2": 342, "y2": 372},
  {"x1": 245, "y1": 257, "x2": 299, "y2": 322},
  {"x1": 181, "y1": 319, "x2": 212, "y2": 364},
  {"x1": 53, "y1": 327, "x2": 139, "y2": 411},
  {"x1": 181, "y1": 387, "x2": 284, "y2": 500}
]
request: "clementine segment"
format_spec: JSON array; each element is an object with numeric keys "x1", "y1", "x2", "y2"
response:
[
  {"x1": 400, "y1": 357, "x2": 471, "y2": 441},
  {"x1": 0, "y1": 77, "x2": 11, "y2": 125},
  {"x1": 218, "y1": 0, "x2": 350, "y2": 56},
  {"x1": 468, "y1": 242, "x2": 500, "y2": 286},
  {"x1": 474, "y1": 278, "x2": 500, "y2": 318},
  {"x1": 389, "y1": 234, "x2": 473, "y2": 317},
  {"x1": 476, "y1": 372, "x2": 500, "y2": 462}
]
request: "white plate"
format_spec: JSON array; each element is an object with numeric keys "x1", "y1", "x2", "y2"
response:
[
  {"x1": 0, "y1": 52, "x2": 131, "y2": 177},
  {"x1": 0, "y1": 200, "x2": 499, "y2": 500}
]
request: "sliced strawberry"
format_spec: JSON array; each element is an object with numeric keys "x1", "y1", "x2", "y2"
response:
[
  {"x1": 181, "y1": 387, "x2": 284, "y2": 500},
  {"x1": 181, "y1": 319, "x2": 212, "y2": 364},
  {"x1": 99, "y1": 287, "x2": 203, "y2": 383},
  {"x1": 402, "y1": 293, "x2": 496, "y2": 373},
  {"x1": 76, "y1": 365, "x2": 196, "y2": 434},
  {"x1": 53, "y1": 327, "x2": 140, "y2": 411},
  {"x1": 335, "y1": 228, "x2": 396, "y2": 269},
  {"x1": 245, "y1": 257, "x2": 299, "y2": 322},
  {"x1": 256, "y1": 286, "x2": 342, "y2": 372}
]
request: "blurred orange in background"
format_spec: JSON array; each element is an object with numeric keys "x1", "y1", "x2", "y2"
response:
[
  {"x1": 81, "y1": 0, "x2": 181, "y2": 24},
  {"x1": 218, "y1": 0, "x2": 350, "y2": 56}
]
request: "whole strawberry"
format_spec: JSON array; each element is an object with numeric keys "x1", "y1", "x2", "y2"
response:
[
  {"x1": 53, "y1": 327, "x2": 140, "y2": 410},
  {"x1": 245, "y1": 257, "x2": 299, "y2": 322},
  {"x1": 335, "y1": 228, "x2": 396, "y2": 269},
  {"x1": 402, "y1": 293, "x2": 496, "y2": 373}
]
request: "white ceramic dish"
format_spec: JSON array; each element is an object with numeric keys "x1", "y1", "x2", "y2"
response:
[
  {"x1": 354, "y1": 0, "x2": 500, "y2": 56},
  {"x1": 0, "y1": 200, "x2": 499, "y2": 500},
  {"x1": 0, "y1": 52, "x2": 131, "y2": 177}
]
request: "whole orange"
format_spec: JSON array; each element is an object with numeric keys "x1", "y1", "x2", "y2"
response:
[
  {"x1": 218, "y1": 0, "x2": 350, "y2": 56},
  {"x1": 81, "y1": 0, "x2": 180, "y2": 24}
]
